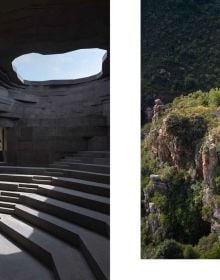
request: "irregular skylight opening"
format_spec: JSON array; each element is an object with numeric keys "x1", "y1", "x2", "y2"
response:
[{"x1": 12, "y1": 48, "x2": 107, "y2": 85}]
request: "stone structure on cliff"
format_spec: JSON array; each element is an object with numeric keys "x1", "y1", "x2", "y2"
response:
[
  {"x1": 152, "y1": 99, "x2": 164, "y2": 123},
  {"x1": 0, "y1": 1, "x2": 110, "y2": 280}
]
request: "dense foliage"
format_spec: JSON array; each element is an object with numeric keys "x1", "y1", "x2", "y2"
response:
[{"x1": 142, "y1": 0, "x2": 220, "y2": 122}]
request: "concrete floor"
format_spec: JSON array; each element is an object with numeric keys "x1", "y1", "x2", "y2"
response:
[{"x1": 0, "y1": 233, "x2": 54, "y2": 280}]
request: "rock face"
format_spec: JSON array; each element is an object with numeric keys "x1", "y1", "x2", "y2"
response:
[
  {"x1": 199, "y1": 138, "x2": 218, "y2": 188},
  {"x1": 150, "y1": 119, "x2": 219, "y2": 186},
  {"x1": 152, "y1": 99, "x2": 164, "y2": 123},
  {"x1": 151, "y1": 117, "x2": 191, "y2": 168},
  {"x1": 144, "y1": 109, "x2": 220, "y2": 233},
  {"x1": 150, "y1": 174, "x2": 168, "y2": 193},
  {"x1": 144, "y1": 175, "x2": 168, "y2": 240}
]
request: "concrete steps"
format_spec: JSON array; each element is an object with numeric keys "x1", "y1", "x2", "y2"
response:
[
  {"x1": 19, "y1": 193, "x2": 109, "y2": 238},
  {"x1": 46, "y1": 169, "x2": 110, "y2": 184},
  {"x1": 0, "y1": 188, "x2": 109, "y2": 279},
  {"x1": 61, "y1": 157, "x2": 110, "y2": 165},
  {"x1": 0, "y1": 206, "x2": 14, "y2": 214},
  {"x1": 0, "y1": 176, "x2": 109, "y2": 197},
  {"x1": 52, "y1": 177, "x2": 110, "y2": 197},
  {"x1": 44, "y1": 171, "x2": 64, "y2": 176},
  {"x1": 0, "y1": 181, "x2": 38, "y2": 194},
  {"x1": 18, "y1": 186, "x2": 38, "y2": 193},
  {"x1": 49, "y1": 162, "x2": 110, "y2": 174},
  {"x1": 0, "y1": 174, "x2": 33, "y2": 183},
  {"x1": 0, "y1": 150, "x2": 110, "y2": 279},
  {"x1": 61, "y1": 150, "x2": 110, "y2": 164},
  {"x1": 0, "y1": 232, "x2": 54, "y2": 280},
  {"x1": 0, "y1": 182, "x2": 18, "y2": 191},
  {"x1": 1, "y1": 191, "x2": 20, "y2": 197},
  {"x1": 1, "y1": 183, "x2": 109, "y2": 216},
  {"x1": 32, "y1": 179, "x2": 51, "y2": 184},
  {"x1": 0, "y1": 166, "x2": 110, "y2": 184},
  {"x1": 37, "y1": 184, "x2": 110, "y2": 214},
  {"x1": 0, "y1": 195, "x2": 19, "y2": 203},
  {"x1": 0, "y1": 198, "x2": 17, "y2": 214},
  {"x1": 0, "y1": 201, "x2": 16, "y2": 209},
  {"x1": 0, "y1": 214, "x2": 96, "y2": 280},
  {"x1": 76, "y1": 151, "x2": 110, "y2": 158},
  {"x1": 14, "y1": 204, "x2": 109, "y2": 280}
]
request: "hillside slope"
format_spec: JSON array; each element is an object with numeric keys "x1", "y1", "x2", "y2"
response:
[{"x1": 142, "y1": 0, "x2": 220, "y2": 121}]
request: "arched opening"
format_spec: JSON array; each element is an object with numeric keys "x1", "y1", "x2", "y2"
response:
[{"x1": 12, "y1": 49, "x2": 107, "y2": 86}]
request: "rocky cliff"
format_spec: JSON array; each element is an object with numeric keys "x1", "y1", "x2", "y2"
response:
[{"x1": 141, "y1": 90, "x2": 220, "y2": 258}]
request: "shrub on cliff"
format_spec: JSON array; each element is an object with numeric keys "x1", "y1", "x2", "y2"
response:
[
  {"x1": 183, "y1": 245, "x2": 199, "y2": 259},
  {"x1": 149, "y1": 171, "x2": 207, "y2": 244},
  {"x1": 215, "y1": 176, "x2": 220, "y2": 194},
  {"x1": 154, "y1": 239, "x2": 184, "y2": 259},
  {"x1": 209, "y1": 88, "x2": 220, "y2": 107},
  {"x1": 201, "y1": 204, "x2": 213, "y2": 221},
  {"x1": 158, "y1": 164, "x2": 176, "y2": 181},
  {"x1": 166, "y1": 113, "x2": 207, "y2": 146},
  {"x1": 196, "y1": 233, "x2": 218, "y2": 255},
  {"x1": 151, "y1": 193, "x2": 167, "y2": 212},
  {"x1": 201, "y1": 244, "x2": 220, "y2": 258}
]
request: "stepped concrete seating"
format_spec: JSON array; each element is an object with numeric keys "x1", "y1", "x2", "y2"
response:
[
  {"x1": 50, "y1": 162, "x2": 110, "y2": 174},
  {"x1": 0, "y1": 151, "x2": 110, "y2": 280},
  {"x1": 59, "y1": 151, "x2": 110, "y2": 165},
  {"x1": 0, "y1": 232, "x2": 54, "y2": 280},
  {"x1": 0, "y1": 166, "x2": 110, "y2": 184}
]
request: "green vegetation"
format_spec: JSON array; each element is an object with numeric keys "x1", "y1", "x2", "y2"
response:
[
  {"x1": 166, "y1": 113, "x2": 207, "y2": 146},
  {"x1": 141, "y1": 88, "x2": 220, "y2": 258},
  {"x1": 154, "y1": 239, "x2": 184, "y2": 259},
  {"x1": 141, "y1": 0, "x2": 220, "y2": 258},
  {"x1": 152, "y1": 237, "x2": 220, "y2": 259},
  {"x1": 142, "y1": 0, "x2": 220, "y2": 122},
  {"x1": 201, "y1": 204, "x2": 213, "y2": 221},
  {"x1": 215, "y1": 176, "x2": 220, "y2": 194},
  {"x1": 183, "y1": 245, "x2": 199, "y2": 259},
  {"x1": 143, "y1": 233, "x2": 220, "y2": 259}
]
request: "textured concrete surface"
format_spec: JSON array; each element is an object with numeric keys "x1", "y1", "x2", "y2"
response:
[
  {"x1": 0, "y1": 0, "x2": 110, "y2": 87},
  {"x1": 0, "y1": 151, "x2": 110, "y2": 280},
  {"x1": 5, "y1": 78, "x2": 110, "y2": 165},
  {"x1": 0, "y1": 233, "x2": 54, "y2": 280},
  {"x1": 0, "y1": 1, "x2": 110, "y2": 166},
  {"x1": 0, "y1": 1, "x2": 110, "y2": 278},
  {"x1": 0, "y1": 214, "x2": 96, "y2": 280}
]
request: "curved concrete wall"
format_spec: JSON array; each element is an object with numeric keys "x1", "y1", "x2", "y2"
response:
[
  {"x1": 0, "y1": 0, "x2": 110, "y2": 87},
  {"x1": 6, "y1": 78, "x2": 109, "y2": 165}
]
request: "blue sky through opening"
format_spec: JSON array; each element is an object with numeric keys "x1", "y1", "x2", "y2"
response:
[{"x1": 12, "y1": 48, "x2": 106, "y2": 82}]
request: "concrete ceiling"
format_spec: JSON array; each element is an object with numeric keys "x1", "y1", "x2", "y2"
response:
[{"x1": 0, "y1": 0, "x2": 110, "y2": 87}]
